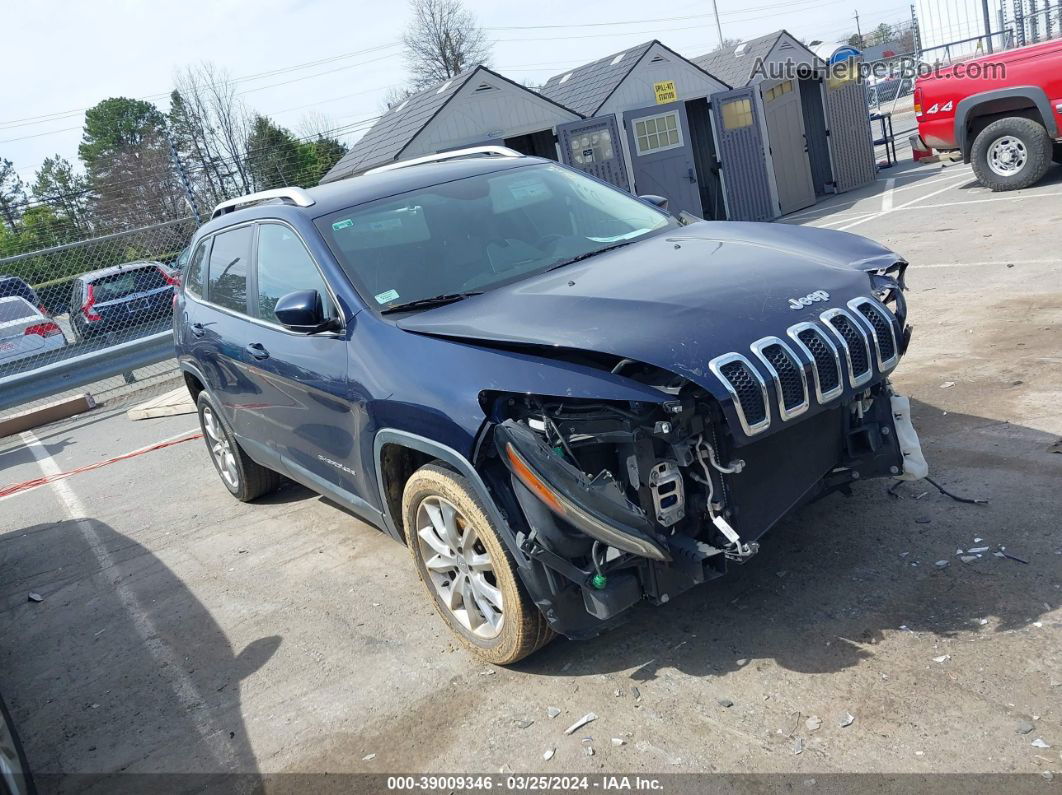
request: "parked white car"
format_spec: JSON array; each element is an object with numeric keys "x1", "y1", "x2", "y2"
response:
[{"x1": 0, "y1": 296, "x2": 67, "y2": 367}]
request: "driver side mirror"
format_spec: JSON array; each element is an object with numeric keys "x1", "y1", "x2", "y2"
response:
[
  {"x1": 639, "y1": 194, "x2": 669, "y2": 211},
  {"x1": 273, "y1": 290, "x2": 339, "y2": 333}
]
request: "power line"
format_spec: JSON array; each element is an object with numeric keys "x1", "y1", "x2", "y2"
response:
[{"x1": 0, "y1": 41, "x2": 402, "y2": 130}]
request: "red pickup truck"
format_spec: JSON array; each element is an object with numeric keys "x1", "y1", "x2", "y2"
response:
[{"x1": 915, "y1": 39, "x2": 1062, "y2": 190}]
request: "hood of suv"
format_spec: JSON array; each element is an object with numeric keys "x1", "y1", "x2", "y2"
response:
[{"x1": 397, "y1": 221, "x2": 900, "y2": 390}]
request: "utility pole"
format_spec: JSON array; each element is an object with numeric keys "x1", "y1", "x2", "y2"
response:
[
  {"x1": 854, "y1": 10, "x2": 865, "y2": 47},
  {"x1": 983, "y1": 0, "x2": 996, "y2": 50},
  {"x1": 711, "y1": 0, "x2": 724, "y2": 50},
  {"x1": 167, "y1": 133, "x2": 202, "y2": 225},
  {"x1": 911, "y1": 4, "x2": 923, "y2": 54}
]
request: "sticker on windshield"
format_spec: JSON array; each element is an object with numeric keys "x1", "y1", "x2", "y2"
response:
[
  {"x1": 508, "y1": 179, "x2": 549, "y2": 202},
  {"x1": 374, "y1": 289, "x2": 399, "y2": 304},
  {"x1": 332, "y1": 218, "x2": 354, "y2": 231}
]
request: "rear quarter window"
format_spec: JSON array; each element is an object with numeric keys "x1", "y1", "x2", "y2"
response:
[
  {"x1": 184, "y1": 239, "x2": 211, "y2": 300},
  {"x1": 0, "y1": 298, "x2": 35, "y2": 323}
]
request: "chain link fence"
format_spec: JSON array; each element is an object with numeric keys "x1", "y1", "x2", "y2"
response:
[
  {"x1": 0, "y1": 218, "x2": 199, "y2": 421},
  {"x1": 0, "y1": 108, "x2": 359, "y2": 425}
]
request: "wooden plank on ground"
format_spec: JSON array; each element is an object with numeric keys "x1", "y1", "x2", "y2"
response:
[
  {"x1": 127, "y1": 387, "x2": 195, "y2": 421},
  {"x1": 0, "y1": 394, "x2": 97, "y2": 438}
]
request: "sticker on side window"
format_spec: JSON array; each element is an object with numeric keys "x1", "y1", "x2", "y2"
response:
[
  {"x1": 332, "y1": 218, "x2": 354, "y2": 231},
  {"x1": 375, "y1": 289, "x2": 399, "y2": 304}
]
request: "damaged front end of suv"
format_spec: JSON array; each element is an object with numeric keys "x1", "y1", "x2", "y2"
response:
[{"x1": 464, "y1": 258, "x2": 923, "y2": 639}]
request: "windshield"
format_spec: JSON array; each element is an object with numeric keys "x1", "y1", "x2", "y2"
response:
[{"x1": 314, "y1": 163, "x2": 672, "y2": 311}]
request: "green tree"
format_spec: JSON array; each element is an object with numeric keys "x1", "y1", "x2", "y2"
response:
[
  {"x1": 872, "y1": 23, "x2": 894, "y2": 45},
  {"x1": 32, "y1": 155, "x2": 91, "y2": 236},
  {"x1": 301, "y1": 137, "x2": 348, "y2": 186},
  {"x1": 245, "y1": 115, "x2": 309, "y2": 190},
  {"x1": 78, "y1": 97, "x2": 186, "y2": 230},
  {"x1": 0, "y1": 158, "x2": 26, "y2": 232}
]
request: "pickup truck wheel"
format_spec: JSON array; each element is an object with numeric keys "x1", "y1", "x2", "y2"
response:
[
  {"x1": 403, "y1": 463, "x2": 553, "y2": 665},
  {"x1": 971, "y1": 117, "x2": 1051, "y2": 191},
  {"x1": 197, "y1": 392, "x2": 283, "y2": 501}
]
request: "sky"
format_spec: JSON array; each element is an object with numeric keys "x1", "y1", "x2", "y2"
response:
[{"x1": 2, "y1": 0, "x2": 916, "y2": 186}]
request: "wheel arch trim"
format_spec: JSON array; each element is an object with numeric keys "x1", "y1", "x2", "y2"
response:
[
  {"x1": 372, "y1": 429, "x2": 525, "y2": 561},
  {"x1": 955, "y1": 86, "x2": 1057, "y2": 160}
]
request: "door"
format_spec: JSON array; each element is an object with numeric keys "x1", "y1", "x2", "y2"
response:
[
  {"x1": 556, "y1": 116, "x2": 630, "y2": 192},
  {"x1": 622, "y1": 102, "x2": 703, "y2": 217},
  {"x1": 762, "y1": 79, "x2": 817, "y2": 215},
  {"x1": 799, "y1": 78, "x2": 834, "y2": 195},
  {"x1": 245, "y1": 222, "x2": 355, "y2": 497},
  {"x1": 195, "y1": 223, "x2": 261, "y2": 441},
  {"x1": 825, "y1": 72, "x2": 878, "y2": 193},
  {"x1": 710, "y1": 87, "x2": 775, "y2": 222},
  {"x1": 684, "y1": 98, "x2": 726, "y2": 220}
]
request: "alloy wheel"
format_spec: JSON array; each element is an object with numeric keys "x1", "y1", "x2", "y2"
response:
[
  {"x1": 415, "y1": 496, "x2": 504, "y2": 639},
  {"x1": 202, "y1": 405, "x2": 239, "y2": 490}
]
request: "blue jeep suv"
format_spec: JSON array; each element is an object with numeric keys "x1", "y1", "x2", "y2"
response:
[{"x1": 175, "y1": 148, "x2": 924, "y2": 664}]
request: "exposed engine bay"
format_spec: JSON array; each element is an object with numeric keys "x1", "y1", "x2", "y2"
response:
[{"x1": 478, "y1": 266, "x2": 925, "y2": 638}]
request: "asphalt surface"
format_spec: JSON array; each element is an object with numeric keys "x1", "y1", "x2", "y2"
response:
[{"x1": 1, "y1": 156, "x2": 1061, "y2": 784}]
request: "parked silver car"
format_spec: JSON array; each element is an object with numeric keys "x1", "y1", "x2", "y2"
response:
[{"x1": 0, "y1": 296, "x2": 67, "y2": 368}]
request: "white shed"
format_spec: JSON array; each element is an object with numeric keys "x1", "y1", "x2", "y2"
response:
[
  {"x1": 693, "y1": 31, "x2": 878, "y2": 217},
  {"x1": 541, "y1": 40, "x2": 733, "y2": 220}
]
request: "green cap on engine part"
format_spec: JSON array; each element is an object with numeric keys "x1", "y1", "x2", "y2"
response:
[{"x1": 591, "y1": 573, "x2": 608, "y2": 590}]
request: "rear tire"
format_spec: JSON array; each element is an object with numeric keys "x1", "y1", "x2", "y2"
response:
[
  {"x1": 403, "y1": 463, "x2": 553, "y2": 665},
  {"x1": 196, "y1": 392, "x2": 283, "y2": 502},
  {"x1": 970, "y1": 117, "x2": 1051, "y2": 191}
]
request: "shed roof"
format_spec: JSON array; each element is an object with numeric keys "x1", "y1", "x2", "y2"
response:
[
  {"x1": 321, "y1": 68, "x2": 478, "y2": 183},
  {"x1": 320, "y1": 65, "x2": 578, "y2": 183},
  {"x1": 690, "y1": 31, "x2": 785, "y2": 88},
  {"x1": 539, "y1": 41, "x2": 663, "y2": 117}
]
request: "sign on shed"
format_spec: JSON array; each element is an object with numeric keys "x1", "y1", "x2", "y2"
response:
[{"x1": 654, "y1": 80, "x2": 677, "y2": 104}]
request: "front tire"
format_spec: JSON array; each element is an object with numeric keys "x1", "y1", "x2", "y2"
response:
[
  {"x1": 196, "y1": 392, "x2": 283, "y2": 501},
  {"x1": 402, "y1": 463, "x2": 553, "y2": 665},
  {"x1": 970, "y1": 117, "x2": 1051, "y2": 191}
]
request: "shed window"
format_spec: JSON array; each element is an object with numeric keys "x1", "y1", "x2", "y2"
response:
[
  {"x1": 764, "y1": 81, "x2": 794, "y2": 102},
  {"x1": 633, "y1": 112, "x2": 682, "y2": 155},
  {"x1": 721, "y1": 98, "x2": 754, "y2": 130},
  {"x1": 570, "y1": 129, "x2": 614, "y2": 165}
]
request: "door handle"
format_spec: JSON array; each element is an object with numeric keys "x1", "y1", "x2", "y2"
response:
[
  {"x1": 190, "y1": 322, "x2": 205, "y2": 338},
  {"x1": 687, "y1": 167, "x2": 697, "y2": 184},
  {"x1": 246, "y1": 342, "x2": 270, "y2": 360}
]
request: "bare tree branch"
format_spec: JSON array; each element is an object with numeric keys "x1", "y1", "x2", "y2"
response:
[{"x1": 402, "y1": 0, "x2": 491, "y2": 90}]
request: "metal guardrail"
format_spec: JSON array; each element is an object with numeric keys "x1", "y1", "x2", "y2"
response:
[{"x1": 0, "y1": 331, "x2": 176, "y2": 413}]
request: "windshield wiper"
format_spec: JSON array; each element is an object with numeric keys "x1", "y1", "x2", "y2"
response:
[
  {"x1": 544, "y1": 240, "x2": 640, "y2": 272},
  {"x1": 380, "y1": 291, "x2": 483, "y2": 314}
]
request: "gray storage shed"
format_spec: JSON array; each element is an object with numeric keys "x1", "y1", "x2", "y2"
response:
[
  {"x1": 692, "y1": 31, "x2": 877, "y2": 216},
  {"x1": 321, "y1": 66, "x2": 582, "y2": 182},
  {"x1": 540, "y1": 40, "x2": 734, "y2": 220}
]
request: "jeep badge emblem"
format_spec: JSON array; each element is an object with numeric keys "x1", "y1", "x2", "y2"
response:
[{"x1": 788, "y1": 290, "x2": 830, "y2": 310}]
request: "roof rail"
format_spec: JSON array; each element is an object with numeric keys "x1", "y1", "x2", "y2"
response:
[
  {"x1": 210, "y1": 187, "x2": 315, "y2": 219},
  {"x1": 365, "y1": 146, "x2": 524, "y2": 175}
]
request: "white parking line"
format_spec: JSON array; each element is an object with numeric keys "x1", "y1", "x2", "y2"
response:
[
  {"x1": 0, "y1": 427, "x2": 200, "y2": 504},
  {"x1": 836, "y1": 173, "x2": 975, "y2": 232},
  {"x1": 881, "y1": 178, "x2": 896, "y2": 212},
  {"x1": 910, "y1": 191, "x2": 1062, "y2": 210},
  {"x1": 911, "y1": 258, "x2": 1062, "y2": 269},
  {"x1": 19, "y1": 430, "x2": 237, "y2": 770}
]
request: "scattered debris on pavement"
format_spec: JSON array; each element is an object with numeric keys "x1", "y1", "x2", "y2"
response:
[
  {"x1": 1016, "y1": 720, "x2": 1035, "y2": 735},
  {"x1": 564, "y1": 713, "x2": 597, "y2": 735},
  {"x1": 840, "y1": 712, "x2": 855, "y2": 728},
  {"x1": 27, "y1": 592, "x2": 43, "y2": 602},
  {"x1": 543, "y1": 748, "x2": 555, "y2": 761},
  {"x1": 547, "y1": 706, "x2": 561, "y2": 719}
]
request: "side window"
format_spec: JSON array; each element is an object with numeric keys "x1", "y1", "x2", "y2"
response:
[
  {"x1": 184, "y1": 239, "x2": 210, "y2": 299},
  {"x1": 254, "y1": 224, "x2": 335, "y2": 323},
  {"x1": 207, "y1": 225, "x2": 253, "y2": 314}
]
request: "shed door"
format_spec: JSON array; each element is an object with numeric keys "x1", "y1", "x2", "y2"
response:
[
  {"x1": 825, "y1": 73, "x2": 877, "y2": 193},
  {"x1": 556, "y1": 117, "x2": 630, "y2": 192},
  {"x1": 622, "y1": 102, "x2": 703, "y2": 217},
  {"x1": 762, "y1": 80, "x2": 816, "y2": 215},
  {"x1": 710, "y1": 87, "x2": 774, "y2": 222},
  {"x1": 799, "y1": 78, "x2": 834, "y2": 195}
]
